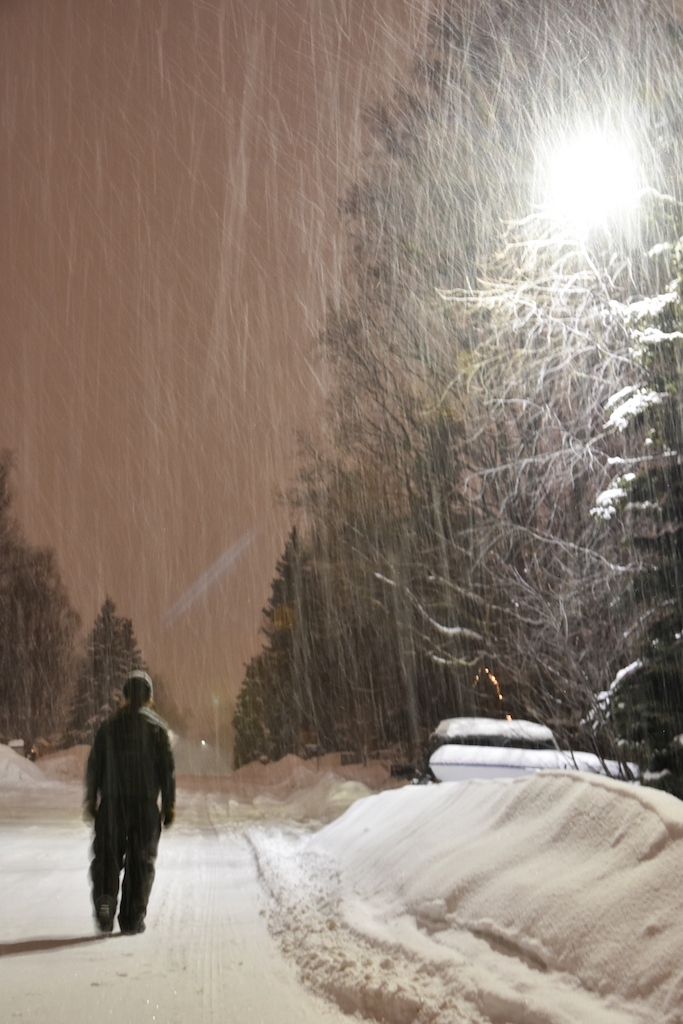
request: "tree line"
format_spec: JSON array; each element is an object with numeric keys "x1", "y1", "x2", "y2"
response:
[
  {"x1": 234, "y1": 0, "x2": 683, "y2": 794},
  {"x1": 0, "y1": 451, "x2": 173, "y2": 751}
]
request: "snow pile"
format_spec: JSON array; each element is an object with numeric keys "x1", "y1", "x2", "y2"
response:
[
  {"x1": 36, "y1": 744, "x2": 90, "y2": 783},
  {"x1": 172, "y1": 753, "x2": 389, "y2": 831},
  {"x1": 221, "y1": 753, "x2": 400, "y2": 823},
  {"x1": 0, "y1": 743, "x2": 48, "y2": 787},
  {"x1": 252, "y1": 772, "x2": 683, "y2": 1024},
  {"x1": 227, "y1": 753, "x2": 330, "y2": 800},
  {"x1": 0, "y1": 745, "x2": 385, "y2": 826},
  {"x1": 175, "y1": 754, "x2": 380, "y2": 826},
  {"x1": 176, "y1": 752, "x2": 401, "y2": 826},
  {"x1": 225, "y1": 752, "x2": 396, "y2": 799},
  {"x1": 228, "y1": 771, "x2": 372, "y2": 824}
]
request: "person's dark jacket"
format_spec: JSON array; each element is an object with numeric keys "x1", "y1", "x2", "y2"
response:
[{"x1": 86, "y1": 704, "x2": 175, "y2": 825}]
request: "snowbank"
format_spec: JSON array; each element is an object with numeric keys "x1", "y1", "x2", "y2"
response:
[
  {"x1": 225, "y1": 752, "x2": 405, "y2": 823},
  {"x1": 219, "y1": 752, "x2": 398, "y2": 799},
  {"x1": 175, "y1": 753, "x2": 403, "y2": 825},
  {"x1": 4, "y1": 740, "x2": 680, "y2": 1021},
  {"x1": 230, "y1": 771, "x2": 372, "y2": 824},
  {"x1": 36, "y1": 744, "x2": 90, "y2": 783},
  {"x1": 0, "y1": 743, "x2": 48, "y2": 787},
  {"x1": 252, "y1": 772, "x2": 683, "y2": 1024},
  {"x1": 0, "y1": 746, "x2": 386, "y2": 826},
  {"x1": 177, "y1": 754, "x2": 377, "y2": 825}
]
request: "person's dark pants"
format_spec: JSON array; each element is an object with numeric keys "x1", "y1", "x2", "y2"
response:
[{"x1": 91, "y1": 799, "x2": 161, "y2": 931}]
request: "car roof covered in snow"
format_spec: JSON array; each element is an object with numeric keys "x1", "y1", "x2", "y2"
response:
[{"x1": 432, "y1": 717, "x2": 557, "y2": 745}]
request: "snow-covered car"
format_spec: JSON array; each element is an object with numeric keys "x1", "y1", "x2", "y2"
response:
[{"x1": 424, "y1": 717, "x2": 638, "y2": 782}]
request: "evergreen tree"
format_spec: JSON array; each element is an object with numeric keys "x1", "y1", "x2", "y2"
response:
[
  {"x1": 233, "y1": 530, "x2": 308, "y2": 766},
  {"x1": 68, "y1": 596, "x2": 144, "y2": 743},
  {"x1": 0, "y1": 451, "x2": 81, "y2": 745},
  {"x1": 601, "y1": 242, "x2": 683, "y2": 792},
  {"x1": 234, "y1": 520, "x2": 486, "y2": 767}
]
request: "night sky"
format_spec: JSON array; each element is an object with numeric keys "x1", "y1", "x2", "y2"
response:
[{"x1": 0, "y1": 0, "x2": 427, "y2": 735}]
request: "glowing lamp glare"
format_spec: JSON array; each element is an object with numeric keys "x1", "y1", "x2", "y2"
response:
[{"x1": 545, "y1": 131, "x2": 639, "y2": 235}]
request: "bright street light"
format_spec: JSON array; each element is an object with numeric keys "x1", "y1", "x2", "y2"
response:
[{"x1": 542, "y1": 128, "x2": 641, "y2": 238}]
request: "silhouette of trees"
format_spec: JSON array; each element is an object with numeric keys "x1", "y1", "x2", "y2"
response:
[
  {"x1": 235, "y1": 0, "x2": 683, "y2": 766},
  {"x1": 67, "y1": 596, "x2": 144, "y2": 744},
  {"x1": 0, "y1": 452, "x2": 81, "y2": 745}
]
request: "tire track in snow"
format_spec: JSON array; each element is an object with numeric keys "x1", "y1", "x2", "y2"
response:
[
  {"x1": 147, "y1": 815, "x2": 355, "y2": 1024},
  {"x1": 249, "y1": 826, "x2": 489, "y2": 1024},
  {"x1": 0, "y1": 783, "x2": 355, "y2": 1024}
]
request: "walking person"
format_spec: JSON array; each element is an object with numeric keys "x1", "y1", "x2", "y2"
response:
[{"x1": 85, "y1": 669, "x2": 175, "y2": 934}]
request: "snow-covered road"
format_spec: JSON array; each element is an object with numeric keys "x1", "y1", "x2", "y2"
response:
[
  {"x1": 0, "y1": 785, "x2": 351, "y2": 1024},
  {"x1": 4, "y1": 747, "x2": 683, "y2": 1024}
]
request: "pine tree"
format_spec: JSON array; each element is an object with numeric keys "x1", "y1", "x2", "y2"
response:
[
  {"x1": 0, "y1": 451, "x2": 81, "y2": 745},
  {"x1": 605, "y1": 242, "x2": 683, "y2": 792},
  {"x1": 67, "y1": 596, "x2": 144, "y2": 743},
  {"x1": 232, "y1": 530, "x2": 306, "y2": 766}
]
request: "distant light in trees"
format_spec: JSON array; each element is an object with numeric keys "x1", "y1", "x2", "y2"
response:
[{"x1": 474, "y1": 667, "x2": 504, "y2": 703}]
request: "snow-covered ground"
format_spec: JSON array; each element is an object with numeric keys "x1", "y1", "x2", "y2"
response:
[
  {"x1": 0, "y1": 745, "x2": 359, "y2": 1024},
  {"x1": 2, "y1": 744, "x2": 682, "y2": 1023},
  {"x1": 253, "y1": 774, "x2": 683, "y2": 1024}
]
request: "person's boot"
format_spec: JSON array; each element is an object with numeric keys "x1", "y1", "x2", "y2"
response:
[
  {"x1": 119, "y1": 915, "x2": 146, "y2": 935},
  {"x1": 95, "y1": 895, "x2": 116, "y2": 933}
]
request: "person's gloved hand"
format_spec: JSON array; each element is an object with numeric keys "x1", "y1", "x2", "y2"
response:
[{"x1": 163, "y1": 806, "x2": 175, "y2": 828}]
